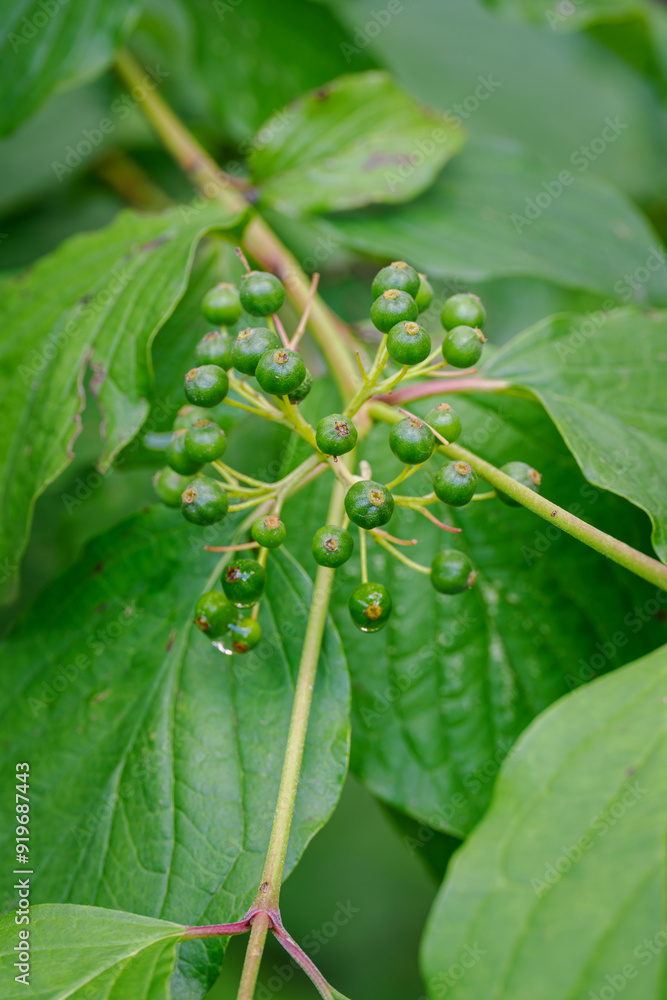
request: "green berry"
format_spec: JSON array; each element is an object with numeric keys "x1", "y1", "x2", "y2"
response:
[
  {"x1": 370, "y1": 289, "x2": 418, "y2": 334},
  {"x1": 239, "y1": 271, "x2": 285, "y2": 317},
  {"x1": 344, "y1": 480, "x2": 394, "y2": 529},
  {"x1": 389, "y1": 416, "x2": 435, "y2": 465},
  {"x1": 251, "y1": 515, "x2": 286, "y2": 549},
  {"x1": 184, "y1": 420, "x2": 227, "y2": 463},
  {"x1": 371, "y1": 260, "x2": 420, "y2": 299},
  {"x1": 153, "y1": 466, "x2": 194, "y2": 508},
  {"x1": 228, "y1": 617, "x2": 262, "y2": 654},
  {"x1": 184, "y1": 365, "x2": 229, "y2": 406},
  {"x1": 414, "y1": 273, "x2": 434, "y2": 313},
  {"x1": 231, "y1": 327, "x2": 281, "y2": 376},
  {"x1": 181, "y1": 476, "x2": 229, "y2": 525},
  {"x1": 255, "y1": 348, "x2": 307, "y2": 396},
  {"x1": 496, "y1": 461, "x2": 542, "y2": 507},
  {"x1": 311, "y1": 526, "x2": 354, "y2": 568},
  {"x1": 430, "y1": 550, "x2": 476, "y2": 595},
  {"x1": 194, "y1": 590, "x2": 236, "y2": 638},
  {"x1": 167, "y1": 429, "x2": 202, "y2": 476},
  {"x1": 424, "y1": 403, "x2": 462, "y2": 443},
  {"x1": 173, "y1": 404, "x2": 213, "y2": 431},
  {"x1": 433, "y1": 461, "x2": 478, "y2": 507},
  {"x1": 316, "y1": 413, "x2": 358, "y2": 456},
  {"x1": 195, "y1": 330, "x2": 233, "y2": 370},
  {"x1": 441, "y1": 292, "x2": 486, "y2": 331},
  {"x1": 442, "y1": 325, "x2": 485, "y2": 369},
  {"x1": 288, "y1": 370, "x2": 312, "y2": 404},
  {"x1": 201, "y1": 283, "x2": 242, "y2": 326},
  {"x1": 348, "y1": 582, "x2": 392, "y2": 633},
  {"x1": 222, "y1": 558, "x2": 266, "y2": 607},
  {"x1": 386, "y1": 321, "x2": 431, "y2": 366}
]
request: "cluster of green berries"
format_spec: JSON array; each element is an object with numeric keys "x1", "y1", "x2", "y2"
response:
[
  {"x1": 367, "y1": 260, "x2": 487, "y2": 371},
  {"x1": 152, "y1": 255, "x2": 543, "y2": 650}
]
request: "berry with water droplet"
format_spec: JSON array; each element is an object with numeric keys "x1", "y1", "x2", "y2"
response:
[
  {"x1": 228, "y1": 617, "x2": 262, "y2": 653},
  {"x1": 316, "y1": 413, "x2": 358, "y2": 456},
  {"x1": 348, "y1": 582, "x2": 392, "y2": 632},
  {"x1": 222, "y1": 557, "x2": 266, "y2": 607},
  {"x1": 194, "y1": 590, "x2": 236, "y2": 638}
]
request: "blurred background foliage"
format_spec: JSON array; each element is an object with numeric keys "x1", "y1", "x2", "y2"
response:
[{"x1": 2, "y1": 0, "x2": 667, "y2": 995}]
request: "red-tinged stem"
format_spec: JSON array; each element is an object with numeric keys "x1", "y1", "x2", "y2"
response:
[
  {"x1": 272, "y1": 313, "x2": 290, "y2": 348},
  {"x1": 415, "y1": 506, "x2": 462, "y2": 534},
  {"x1": 181, "y1": 909, "x2": 260, "y2": 939},
  {"x1": 204, "y1": 542, "x2": 260, "y2": 552},
  {"x1": 269, "y1": 909, "x2": 341, "y2": 1000},
  {"x1": 378, "y1": 376, "x2": 511, "y2": 404}
]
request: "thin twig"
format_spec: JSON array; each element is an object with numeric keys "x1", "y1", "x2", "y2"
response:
[{"x1": 289, "y1": 272, "x2": 320, "y2": 349}]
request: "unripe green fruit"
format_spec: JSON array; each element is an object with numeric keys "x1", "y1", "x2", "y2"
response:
[
  {"x1": 201, "y1": 283, "x2": 242, "y2": 325},
  {"x1": 311, "y1": 525, "x2": 354, "y2": 568},
  {"x1": 239, "y1": 271, "x2": 285, "y2": 316},
  {"x1": 173, "y1": 404, "x2": 213, "y2": 431},
  {"x1": 386, "y1": 321, "x2": 431, "y2": 366},
  {"x1": 371, "y1": 260, "x2": 420, "y2": 299},
  {"x1": 414, "y1": 273, "x2": 434, "y2": 312},
  {"x1": 167, "y1": 429, "x2": 203, "y2": 476},
  {"x1": 370, "y1": 289, "x2": 418, "y2": 333},
  {"x1": 496, "y1": 461, "x2": 542, "y2": 507},
  {"x1": 222, "y1": 557, "x2": 266, "y2": 607},
  {"x1": 184, "y1": 420, "x2": 227, "y2": 463},
  {"x1": 194, "y1": 590, "x2": 236, "y2": 638},
  {"x1": 441, "y1": 292, "x2": 486, "y2": 331},
  {"x1": 255, "y1": 348, "x2": 307, "y2": 396},
  {"x1": 316, "y1": 413, "x2": 358, "y2": 456},
  {"x1": 184, "y1": 365, "x2": 229, "y2": 406},
  {"x1": 424, "y1": 403, "x2": 462, "y2": 443},
  {"x1": 195, "y1": 330, "x2": 233, "y2": 370},
  {"x1": 228, "y1": 617, "x2": 262, "y2": 654},
  {"x1": 231, "y1": 327, "x2": 281, "y2": 376},
  {"x1": 251, "y1": 515, "x2": 286, "y2": 549},
  {"x1": 348, "y1": 582, "x2": 392, "y2": 633},
  {"x1": 345, "y1": 480, "x2": 394, "y2": 529},
  {"x1": 389, "y1": 416, "x2": 435, "y2": 465},
  {"x1": 442, "y1": 325, "x2": 485, "y2": 369},
  {"x1": 431, "y1": 550, "x2": 477, "y2": 595},
  {"x1": 153, "y1": 466, "x2": 194, "y2": 507},
  {"x1": 433, "y1": 461, "x2": 478, "y2": 507},
  {"x1": 288, "y1": 371, "x2": 312, "y2": 403},
  {"x1": 181, "y1": 476, "x2": 229, "y2": 525}
]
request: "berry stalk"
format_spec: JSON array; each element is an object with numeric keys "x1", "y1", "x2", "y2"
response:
[
  {"x1": 113, "y1": 49, "x2": 360, "y2": 399},
  {"x1": 369, "y1": 401, "x2": 667, "y2": 589}
]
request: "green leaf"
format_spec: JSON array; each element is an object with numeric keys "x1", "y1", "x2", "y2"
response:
[
  {"x1": 282, "y1": 395, "x2": 666, "y2": 836},
  {"x1": 0, "y1": 0, "x2": 139, "y2": 136},
  {"x1": 0, "y1": 508, "x2": 349, "y2": 997},
  {"x1": 0, "y1": 203, "x2": 241, "y2": 603},
  {"x1": 145, "y1": 0, "x2": 372, "y2": 143},
  {"x1": 484, "y1": 306, "x2": 667, "y2": 561},
  {"x1": 421, "y1": 644, "x2": 667, "y2": 1000},
  {"x1": 251, "y1": 70, "x2": 464, "y2": 214},
  {"x1": 328, "y1": 0, "x2": 667, "y2": 202},
  {"x1": 324, "y1": 136, "x2": 667, "y2": 303},
  {"x1": 0, "y1": 904, "x2": 184, "y2": 1000}
]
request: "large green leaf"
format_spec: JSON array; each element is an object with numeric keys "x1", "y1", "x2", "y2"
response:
[
  {"x1": 0, "y1": 203, "x2": 240, "y2": 603},
  {"x1": 251, "y1": 71, "x2": 464, "y2": 214},
  {"x1": 484, "y1": 306, "x2": 667, "y2": 561},
  {"x1": 421, "y1": 644, "x2": 667, "y2": 1000},
  {"x1": 282, "y1": 395, "x2": 666, "y2": 836},
  {"x1": 0, "y1": 0, "x2": 139, "y2": 137},
  {"x1": 324, "y1": 137, "x2": 667, "y2": 303},
  {"x1": 328, "y1": 0, "x2": 667, "y2": 202},
  {"x1": 0, "y1": 905, "x2": 184, "y2": 1000},
  {"x1": 141, "y1": 0, "x2": 372, "y2": 144},
  {"x1": 0, "y1": 507, "x2": 349, "y2": 998}
]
